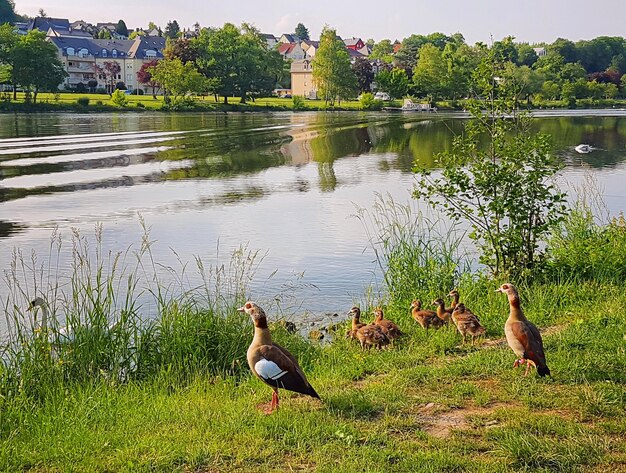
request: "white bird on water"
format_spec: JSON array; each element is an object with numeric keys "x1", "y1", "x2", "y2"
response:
[{"x1": 574, "y1": 144, "x2": 594, "y2": 154}]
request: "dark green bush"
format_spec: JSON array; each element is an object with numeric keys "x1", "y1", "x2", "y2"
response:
[{"x1": 76, "y1": 97, "x2": 90, "y2": 106}]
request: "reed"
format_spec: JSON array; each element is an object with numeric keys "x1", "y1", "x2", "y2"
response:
[{"x1": 0, "y1": 221, "x2": 268, "y2": 403}]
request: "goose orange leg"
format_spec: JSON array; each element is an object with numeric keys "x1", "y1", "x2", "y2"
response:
[
  {"x1": 524, "y1": 359, "x2": 537, "y2": 377},
  {"x1": 513, "y1": 358, "x2": 526, "y2": 369},
  {"x1": 270, "y1": 389, "x2": 280, "y2": 411}
]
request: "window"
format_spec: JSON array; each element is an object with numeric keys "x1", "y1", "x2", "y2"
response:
[
  {"x1": 145, "y1": 49, "x2": 156, "y2": 58},
  {"x1": 78, "y1": 48, "x2": 88, "y2": 57},
  {"x1": 102, "y1": 49, "x2": 107, "y2": 57},
  {"x1": 126, "y1": 73, "x2": 132, "y2": 82},
  {"x1": 112, "y1": 49, "x2": 117, "y2": 57},
  {"x1": 66, "y1": 47, "x2": 75, "y2": 56}
]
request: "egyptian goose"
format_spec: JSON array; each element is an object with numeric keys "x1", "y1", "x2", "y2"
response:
[
  {"x1": 432, "y1": 298, "x2": 452, "y2": 324},
  {"x1": 410, "y1": 300, "x2": 444, "y2": 330},
  {"x1": 373, "y1": 308, "x2": 403, "y2": 340},
  {"x1": 451, "y1": 303, "x2": 486, "y2": 344},
  {"x1": 345, "y1": 306, "x2": 366, "y2": 340},
  {"x1": 496, "y1": 284, "x2": 550, "y2": 377},
  {"x1": 448, "y1": 289, "x2": 460, "y2": 310},
  {"x1": 355, "y1": 323, "x2": 390, "y2": 349},
  {"x1": 238, "y1": 301, "x2": 320, "y2": 412}
]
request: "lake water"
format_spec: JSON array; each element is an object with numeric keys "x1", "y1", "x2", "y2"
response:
[{"x1": 2, "y1": 110, "x2": 626, "y2": 326}]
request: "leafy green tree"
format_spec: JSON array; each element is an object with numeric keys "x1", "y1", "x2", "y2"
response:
[
  {"x1": 558, "y1": 62, "x2": 586, "y2": 82},
  {"x1": 97, "y1": 29, "x2": 112, "y2": 39},
  {"x1": 413, "y1": 49, "x2": 566, "y2": 277},
  {"x1": 0, "y1": 23, "x2": 17, "y2": 95},
  {"x1": 0, "y1": 0, "x2": 20, "y2": 23},
  {"x1": 115, "y1": 20, "x2": 129, "y2": 37},
  {"x1": 515, "y1": 43, "x2": 538, "y2": 67},
  {"x1": 312, "y1": 26, "x2": 357, "y2": 105},
  {"x1": 110, "y1": 89, "x2": 128, "y2": 107},
  {"x1": 492, "y1": 36, "x2": 518, "y2": 63},
  {"x1": 295, "y1": 23, "x2": 309, "y2": 41},
  {"x1": 11, "y1": 30, "x2": 66, "y2": 102},
  {"x1": 576, "y1": 36, "x2": 626, "y2": 73},
  {"x1": 370, "y1": 39, "x2": 394, "y2": 63},
  {"x1": 150, "y1": 58, "x2": 206, "y2": 100},
  {"x1": 540, "y1": 80, "x2": 560, "y2": 100},
  {"x1": 128, "y1": 30, "x2": 144, "y2": 39},
  {"x1": 352, "y1": 57, "x2": 374, "y2": 93},
  {"x1": 548, "y1": 38, "x2": 577, "y2": 63},
  {"x1": 164, "y1": 20, "x2": 180, "y2": 39},
  {"x1": 533, "y1": 51, "x2": 564, "y2": 81},
  {"x1": 412, "y1": 43, "x2": 447, "y2": 99},
  {"x1": 194, "y1": 23, "x2": 282, "y2": 103},
  {"x1": 375, "y1": 67, "x2": 409, "y2": 99}
]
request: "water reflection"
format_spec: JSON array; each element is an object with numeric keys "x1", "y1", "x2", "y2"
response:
[{"x1": 2, "y1": 111, "x2": 626, "y2": 317}]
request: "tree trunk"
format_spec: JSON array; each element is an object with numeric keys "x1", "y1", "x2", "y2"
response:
[
  {"x1": 12, "y1": 84, "x2": 16, "y2": 101},
  {"x1": 33, "y1": 89, "x2": 38, "y2": 104},
  {"x1": 223, "y1": 96, "x2": 228, "y2": 104}
]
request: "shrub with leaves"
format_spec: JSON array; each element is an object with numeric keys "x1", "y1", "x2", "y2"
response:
[
  {"x1": 292, "y1": 95, "x2": 306, "y2": 110},
  {"x1": 110, "y1": 89, "x2": 129, "y2": 107},
  {"x1": 413, "y1": 50, "x2": 567, "y2": 278},
  {"x1": 359, "y1": 92, "x2": 383, "y2": 110}
]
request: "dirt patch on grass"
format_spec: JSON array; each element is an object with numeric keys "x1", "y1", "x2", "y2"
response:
[{"x1": 417, "y1": 402, "x2": 509, "y2": 439}]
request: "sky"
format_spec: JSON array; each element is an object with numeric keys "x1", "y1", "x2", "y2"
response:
[{"x1": 14, "y1": 0, "x2": 626, "y2": 45}]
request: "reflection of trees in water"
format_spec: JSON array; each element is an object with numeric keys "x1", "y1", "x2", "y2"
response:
[
  {"x1": 534, "y1": 117, "x2": 626, "y2": 168},
  {"x1": 317, "y1": 162, "x2": 337, "y2": 192},
  {"x1": 0, "y1": 220, "x2": 25, "y2": 238}
]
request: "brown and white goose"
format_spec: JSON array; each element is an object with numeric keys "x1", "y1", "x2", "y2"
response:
[
  {"x1": 373, "y1": 307, "x2": 403, "y2": 340},
  {"x1": 410, "y1": 300, "x2": 444, "y2": 330},
  {"x1": 496, "y1": 284, "x2": 550, "y2": 377},
  {"x1": 238, "y1": 301, "x2": 320, "y2": 412},
  {"x1": 451, "y1": 303, "x2": 486, "y2": 344}
]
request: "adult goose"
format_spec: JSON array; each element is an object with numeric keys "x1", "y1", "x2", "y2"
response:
[
  {"x1": 496, "y1": 284, "x2": 550, "y2": 377},
  {"x1": 410, "y1": 300, "x2": 444, "y2": 330},
  {"x1": 238, "y1": 301, "x2": 320, "y2": 412}
]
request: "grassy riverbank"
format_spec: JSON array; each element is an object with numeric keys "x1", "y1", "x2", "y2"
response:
[
  {"x1": 1, "y1": 205, "x2": 626, "y2": 472},
  {"x1": 2, "y1": 92, "x2": 626, "y2": 113}
]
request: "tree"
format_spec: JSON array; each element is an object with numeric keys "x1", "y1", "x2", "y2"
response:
[
  {"x1": 516, "y1": 43, "x2": 538, "y2": 67},
  {"x1": 0, "y1": 0, "x2": 20, "y2": 23},
  {"x1": 352, "y1": 57, "x2": 374, "y2": 93},
  {"x1": 87, "y1": 79, "x2": 98, "y2": 92},
  {"x1": 413, "y1": 49, "x2": 566, "y2": 277},
  {"x1": 375, "y1": 67, "x2": 408, "y2": 99},
  {"x1": 312, "y1": 26, "x2": 357, "y2": 105},
  {"x1": 115, "y1": 20, "x2": 129, "y2": 37},
  {"x1": 97, "y1": 29, "x2": 112, "y2": 39},
  {"x1": 150, "y1": 58, "x2": 206, "y2": 100},
  {"x1": 128, "y1": 30, "x2": 144, "y2": 40},
  {"x1": 164, "y1": 37, "x2": 198, "y2": 63},
  {"x1": 164, "y1": 20, "x2": 180, "y2": 39},
  {"x1": 11, "y1": 30, "x2": 66, "y2": 102},
  {"x1": 412, "y1": 43, "x2": 447, "y2": 99},
  {"x1": 295, "y1": 23, "x2": 309, "y2": 41},
  {"x1": 137, "y1": 59, "x2": 161, "y2": 98},
  {"x1": 96, "y1": 61, "x2": 121, "y2": 95},
  {"x1": 370, "y1": 39, "x2": 394, "y2": 63},
  {"x1": 194, "y1": 23, "x2": 283, "y2": 103}
]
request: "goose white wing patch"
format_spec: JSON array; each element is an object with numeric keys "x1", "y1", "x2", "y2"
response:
[{"x1": 255, "y1": 358, "x2": 288, "y2": 381}]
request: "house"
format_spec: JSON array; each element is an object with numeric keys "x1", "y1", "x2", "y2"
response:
[
  {"x1": 261, "y1": 33, "x2": 278, "y2": 49},
  {"x1": 301, "y1": 40, "x2": 319, "y2": 59},
  {"x1": 291, "y1": 59, "x2": 317, "y2": 99},
  {"x1": 48, "y1": 35, "x2": 166, "y2": 93},
  {"x1": 347, "y1": 48, "x2": 367, "y2": 63},
  {"x1": 533, "y1": 47, "x2": 547, "y2": 57},
  {"x1": 279, "y1": 33, "x2": 299, "y2": 44},
  {"x1": 343, "y1": 37, "x2": 365, "y2": 51},
  {"x1": 28, "y1": 17, "x2": 71, "y2": 33},
  {"x1": 96, "y1": 22, "x2": 128, "y2": 40},
  {"x1": 277, "y1": 42, "x2": 306, "y2": 60}
]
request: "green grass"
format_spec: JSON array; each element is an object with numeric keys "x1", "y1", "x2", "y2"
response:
[
  {"x1": 0, "y1": 92, "x2": 403, "y2": 112},
  {"x1": 2, "y1": 201, "x2": 626, "y2": 471}
]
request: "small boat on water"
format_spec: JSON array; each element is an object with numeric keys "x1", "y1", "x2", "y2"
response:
[{"x1": 575, "y1": 144, "x2": 594, "y2": 154}]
